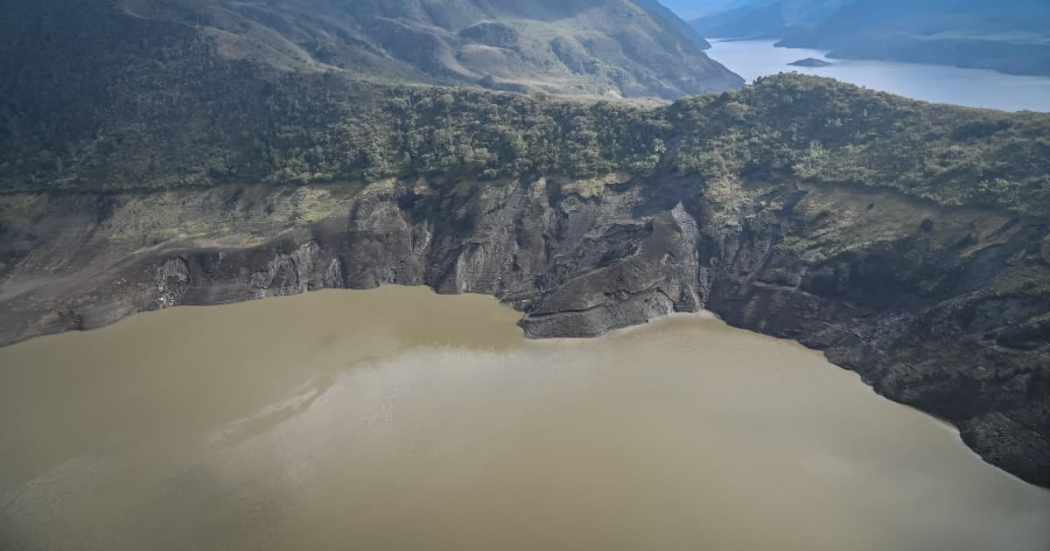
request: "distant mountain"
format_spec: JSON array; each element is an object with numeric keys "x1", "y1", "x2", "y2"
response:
[
  {"x1": 83, "y1": 0, "x2": 742, "y2": 99},
  {"x1": 633, "y1": 0, "x2": 711, "y2": 50},
  {"x1": 690, "y1": 0, "x2": 852, "y2": 40},
  {"x1": 662, "y1": 0, "x2": 757, "y2": 20},
  {"x1": 778, "y1": 0, "x2": 1050, "y2": 76}
]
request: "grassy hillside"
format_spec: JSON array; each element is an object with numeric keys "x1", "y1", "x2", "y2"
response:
[
  {"x1": 102, "y1": 0, "x2": 742, "y2": 98},
  {"x1": 1, "y1": 0, "x2": 1047, "y2": 221}
]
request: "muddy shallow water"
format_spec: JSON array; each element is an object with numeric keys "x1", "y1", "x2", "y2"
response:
[{"x1": 1, "y1": 286, "x2": 1047, "y2": 551}]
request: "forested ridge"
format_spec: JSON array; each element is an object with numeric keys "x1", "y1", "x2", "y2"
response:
[{"x1": 1, "y1": 0, "x2": 1048, "y2": 220}]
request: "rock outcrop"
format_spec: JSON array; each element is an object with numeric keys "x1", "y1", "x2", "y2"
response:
[{"x1": 0, "y1": 173, "x2": 1047, "y2": 486}]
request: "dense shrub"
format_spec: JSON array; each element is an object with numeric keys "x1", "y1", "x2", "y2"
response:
[{"x1": 2, "y1": 2, "x2": 1047, "y2": 219}]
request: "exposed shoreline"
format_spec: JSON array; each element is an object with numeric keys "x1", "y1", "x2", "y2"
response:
[{"x1": 0, "y1": 177, "x2": 1047, "y2": 487}]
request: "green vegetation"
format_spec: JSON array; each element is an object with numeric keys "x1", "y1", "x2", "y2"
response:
[
  {"x1": 30, "y1": 0, "x2": 741, "y2": 99},
  {"x1": 1, "y1": 1, "x2": 1048, "y2": 221}
]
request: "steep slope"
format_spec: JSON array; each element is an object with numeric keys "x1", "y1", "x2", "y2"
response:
[
  {"x1": 106, "y1": 0, "x2": 743, "y2": 98},
  {"x1": 778, "y1": 0, "x2": 1050, "y2": 76},
  {"x1": 633, "y1": 0, "x2": 712, "y2": 51},
  {"x1": 2, "y1": 94, "x2": 1049, "y2": 486},
  {"x1": 690, "y1": 0, "x2": 852, "y2": 40},
  {"x1": 0, "y1": 0, "x2": 1048, "y2": 487}
]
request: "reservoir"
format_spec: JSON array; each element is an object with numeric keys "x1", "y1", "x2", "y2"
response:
[
  {"x1": 707, "y1": 39, "x2": 1050, "y2": 112},
  {"x1": 1, "y1": 286, "x2": 1048, "y2": 550}
]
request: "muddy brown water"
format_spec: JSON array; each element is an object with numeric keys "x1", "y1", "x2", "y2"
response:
[{"x1": 1, "y1": 286, "x2": 1048, "y2": 550}]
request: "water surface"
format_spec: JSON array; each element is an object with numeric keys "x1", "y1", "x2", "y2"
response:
[
  {"x1": 1, "y1": 287, "x2": 1048, "y2": 550},
  {"x1": 707, "y1": 39, "x2": 1050, "y2": 112}
]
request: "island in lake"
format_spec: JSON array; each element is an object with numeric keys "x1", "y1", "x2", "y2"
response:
[{"x1": 789, "y1": 57, "x2": 833, "y2": 67}]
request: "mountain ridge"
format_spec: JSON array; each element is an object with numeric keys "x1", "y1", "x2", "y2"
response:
[
  {"x1": 98, "y1": 0, "x2": 743, "y2": 98},
  {"x1": 690, "y1": 0, "x2": 851, "y2": 40},
  {"x1": 632, "y1": 0, "x2": 712, "y2": 50},
  {"x1": 778, "y1": 0, "x2": 1050, "y2": 76},
  {"x1": 688, "y1": 0, "x2": 1050, "y2": 76}
]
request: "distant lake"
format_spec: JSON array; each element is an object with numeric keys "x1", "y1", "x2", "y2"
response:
[{"x1": 707, "y1": 40, "x2": 1050, "y2": 112}]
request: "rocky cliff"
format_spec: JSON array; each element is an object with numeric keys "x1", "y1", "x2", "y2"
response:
[
  {"x1": 0, "y1": 0, "x2": 1046, "y2": 489},
  {"x1": 1, "y1": 171, "x2": 1047, "y2": 486}
]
